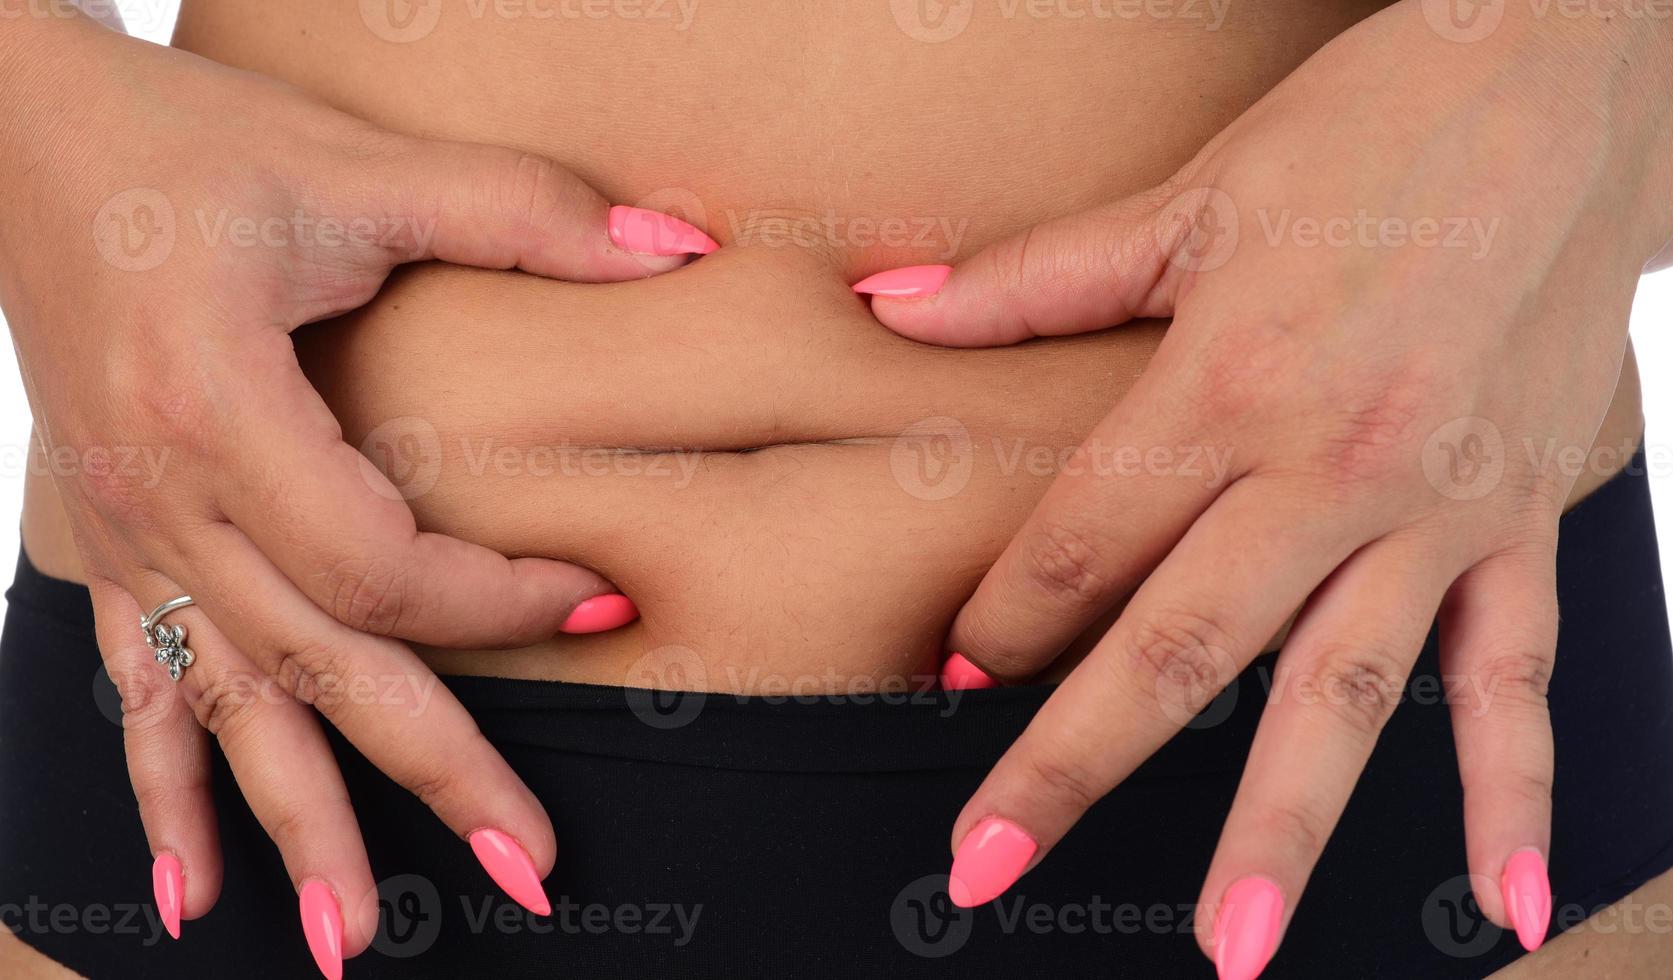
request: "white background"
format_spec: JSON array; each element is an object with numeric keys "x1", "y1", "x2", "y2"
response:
[{"x1": 2, "y1": 3, "x2": 1671, "y2": 616}]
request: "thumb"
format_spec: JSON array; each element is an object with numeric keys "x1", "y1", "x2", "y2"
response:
[
  {"x1": 376, "y1": 136, "x2": 718, "y2": 282},
  {"x1": 857, "y1": 182, "x2": 1233, "y2": 347}
]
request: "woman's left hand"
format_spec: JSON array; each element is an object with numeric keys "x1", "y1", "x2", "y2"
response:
[{"x1": 859, "y1": 4, "x2": 1672, "y2": 975}]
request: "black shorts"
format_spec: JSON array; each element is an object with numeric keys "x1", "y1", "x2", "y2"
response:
[{"x1": 4, "y1": 447, "x2": 1673, "y2": 979}]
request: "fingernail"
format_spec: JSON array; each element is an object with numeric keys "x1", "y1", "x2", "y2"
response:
[
  {"x1": 469, "y1": 828, "x2": 551, "y2": 916},
  {"x1": 1501, "y1": 849, "x2": 1551, "y2": 952},
  {"x1": 852, "y1": 264, "x2": 951, "y2": 298},
  {"x1": 298, "y1": 879, "x2": 343, "y2": 980},
  {"x1": 941, "y1": 652, "x2": 998, "y2": 691},
  {"x1": 152, "y1": 853, "x2": 182, "y2": 940},
  {"x1": 607, "y1": 205, "x2": 718, "y2": 256},
  {"x1": 1214, "y1": 876, "x2": 1284, "y2": 980},
  {"x1": 560, "y1": 594, "x2": 639, "y2": 634},
  {"x1": 948, "y1": 817, "x2": 1037, "y2": 907}
]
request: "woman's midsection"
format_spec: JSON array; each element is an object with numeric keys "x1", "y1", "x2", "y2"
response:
[
  {"x1": 170, "y1": 0, "x2": 1396, "y2": 284},
  {"x1": 21, "y1": 0, "x2": 1644, "y2": 690},
  {"x1": 293, "y1": 250, "x2": 1166, "y2": 688}
]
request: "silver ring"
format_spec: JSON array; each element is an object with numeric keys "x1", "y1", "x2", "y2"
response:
[{"x1": 141, "y1": 596, "x2": 196, "y2": 682}]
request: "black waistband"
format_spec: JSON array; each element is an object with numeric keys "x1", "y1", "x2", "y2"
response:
[{"x1": 6, "y1": 442, "x2": 1664, "y2": 777}]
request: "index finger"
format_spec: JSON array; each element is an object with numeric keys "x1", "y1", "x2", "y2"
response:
[
  {"x1": 213, "y1": 359, "x2": 636, "y2": 648},
  {"x1": 947, "y1": 480, "x2": 1357, "y2": 905},
  {"x1": 166, "y1": 523, "x2": 559, "y2": 917},
  {"x1": 945, "y1": 349, "x2": 1240, "y2": 682}
]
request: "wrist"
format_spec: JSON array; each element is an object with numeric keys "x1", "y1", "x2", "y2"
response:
[
  {"x1": 1470, "y1": 0, "x2": 1673, "y2": 260},
  {"x1": 0, "y1": 13, "x2": 134, "y2": 236}
]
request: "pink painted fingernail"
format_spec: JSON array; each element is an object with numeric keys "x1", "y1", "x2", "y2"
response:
[
  {"x1": 152, "y1": 853, "x2": 182, "y2": 940},
  {"x1": 852, "y1": 264, "x2": 951, "y2": 298},
  {"x1": 1501, "y1": 849, "x2": 1551, "y2": 952},
  {"x1": 941, "y1": 652, "x2": 998, "y2": 691},
  {"x1": 607, "y1": 205, "x2": 718, "y2": 256},
  {"x1": 469, "y1": 828, "x2": 551, "y2": 916},
  {"x1": 948, "y1": 817, "x2": 1037, "y2": 907},
  {"x1": 298, "y1": 879, "x2": 343, "y2": 980},
  {"x1": 560, "y1": 594, "x2": 639, "y2": 634},
  {"x1": 1214, "y1": 876, "x2": 1284, "y2": 980}
]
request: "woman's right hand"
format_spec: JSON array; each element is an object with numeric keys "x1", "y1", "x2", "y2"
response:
[{"x1": 0, "y1": 14, "x2": 714, "y2": 975}]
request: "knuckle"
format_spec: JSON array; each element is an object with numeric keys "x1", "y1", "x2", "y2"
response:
[
  {"x1": 1188, "y1": 330, "x2": 1301, "y2": 424},
  {"x1": 1019, "y1": 517, "x2": 1116, "y2": 608},
  {"x1": 1494, "y1": 766, "x2": 1554, "y2": 812},
  {"x1": 1472, "y1": 651, "x2": 1553, "y2": 708},
  {"x1": 77, "y1": 464, "x2": 154, "y2": 529},
  {"x1": 1509, "y1": 454, "x2": 1568, "y2": 511},
  {"x1": 951, "y1": 612, "x2": 1038, "y2": 683},
  {"x1": 264, "y1": 798, "x2": 316, "y2": 852},
  {"x1": 273, "y1": 637, "x2": 354, "y2": 708},
  {"x1": 502, "y1": 151, "x2": 566, "y2": 236},
  {"x1": 324, "y1": 556, "x2": 413, "y2": 636},
  {"x1": 1312, "y1": 373, "x2": 1434, "y2": 489},
  {"x1": 192, "y1": 670, "x2": 266, "y2": 741},
  {"x1": 131, "y1": 367, "x2": 219, "y2": 455},
  {"x1": 990, "y1": 222, "x2": 1044, "y2": 299},
  {"x1": 132, "y1": 782, "x2": 181, "y2": 822},
  {"x1": 1121, "y1": 608, "x2": 1239, "y2": 704},
  {"x1": 107, "y1": 661, "x2": 170, "y2": 723},
  {"x1": 117, "y1": 680, "x2": 178, "y2": 734},
  {"x1": 1019, "y1": 749, "x2": 1106, "y2": 815},
  {"x1": 407, "y1": 762, "x2": 462, "y2": 812},
  {"x1": 1256, "y1": 801, "x2": 1329, "y2": 860},
  {"x1": 1304, "y1": 644, "x2": 1409, "y2": 737}
]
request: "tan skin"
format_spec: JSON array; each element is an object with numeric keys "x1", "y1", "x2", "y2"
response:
[{"x1": 4, "y1": 0, "x2": 1670, "y2": 973}]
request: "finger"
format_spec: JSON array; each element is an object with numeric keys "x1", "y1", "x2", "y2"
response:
[
  {"x1": 145, "y1": 592, "x2": 381, "y2": 974},
  {"x1": 166, "y1": 523, "x2": 559, "y2": 916},
  {"x1": 87, "y1": 571, "x2": 221, "y2": 938},
  {"x1": 1440, "y1": 540, "x2": 1558, "y2": 951},
  {"x1": 859, "y1": 182, "x2": 1201, "y2": 347},
  {"x1": 1194, "y1": 536, "x2": 1458, "y2": 976},
  {"x1": 213, "y1": 362, "x2": 636, "y2": 647},
  {"x1": 939, "y1": 346, "x2": 1244, "y2": 683},
  {"x1": 947, "y1": 479, "x2": 1362, "y2": 905},
  {"x1": 385, "y1": 136, "x2": 714, "y2": 280}
]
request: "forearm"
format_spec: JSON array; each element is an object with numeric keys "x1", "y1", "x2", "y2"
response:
[
  {"x1": 1447, "y1": 0, "x2": 1673, "y2": 263},
  {"x1": 0, "y1": 12, "x2": 113, "y2": 182}
]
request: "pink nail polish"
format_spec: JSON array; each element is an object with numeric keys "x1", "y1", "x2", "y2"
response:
[
  {"x1": 607, "y1": 205, "x2": 718, "y2": 256},
  {"x1": 298, "y1": 879, "x2": 343, "y2": 980},
  {"x1": 560, "y1": 594, "x2": 639, "y2": 634},
  {"x1": 1214, "y1": 876, "x2": 1284, "y2": 980},
  {"x1": 852, "y1": 264, "x2": 951, "y2": 298},
  {"x1": 152, "y1": 853, "x2": 182, "y2": 940},
  {"x1": 469, "y1": 828, "x2": 552, "y2": 916},
  {"x1": 948, "y1": 817, "x2": 1037, "y2": 907},
  {"x1": 1501, "y1": 849, "x2": 1551, "y2": 952},
  {"x1": 941, "y1": 652, "x2": 998, "y2": 691}
]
